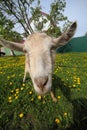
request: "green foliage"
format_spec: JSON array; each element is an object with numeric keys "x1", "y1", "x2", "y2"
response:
[
  {"x1": 0, "y1": 11, "x2": 23, "y2": 42},
  {"x1": 0, "y1": 53, "x2": 87, "y2": 130},
  {"x1": 0, "y1": 0, "x2": 70, "y2": 37},
  {"x1": 50, "y1": 0, "x2": 67, "y2": 23}
]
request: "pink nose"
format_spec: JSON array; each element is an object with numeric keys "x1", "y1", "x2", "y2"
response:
[{"x1": 34, "y1": 76, "x2": 48, "y2": 91}]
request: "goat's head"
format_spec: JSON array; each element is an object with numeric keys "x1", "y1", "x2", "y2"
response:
[
  {"x1": 24, "y1": 22, "x2": 77, "y2": 95},
  {"x1": 0, "y1": 22, "x2": 77, "y2": 95}
]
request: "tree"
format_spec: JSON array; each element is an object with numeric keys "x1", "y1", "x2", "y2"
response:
[
  {"x1": 0, "y1": 0, "x2": 70, "y2": 37},
  {"x1": 0, "y1": 11, "x2": 23, "y2": 56}
]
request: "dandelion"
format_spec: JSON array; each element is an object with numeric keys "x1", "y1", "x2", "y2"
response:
[
  {"x1": 20, "y1": 87, "x2": 24, "y2": 91},
  {"x1": 16, "y1": 91, "x2": 19, "y2": 94},
  {"x1": 10, "y1": 90, "x2": 14, "y2": 93},
  {"x1": 29, "y1": 91, "x2": 32, "y2": 95},
  {"x1": 8, "y1": 96, "x2": 12, "y2": 100},
  {"x1": 15, "y1": 88, "x2": 19, "y2": 91},
  {"x1": 64, "y1": 112, "x2": 67, "y2": 117},
  {"x1": 55, "y1": 118, "x2": 60, "y2": 124},
  {"x1": 57, "y1": 96, "x2": 61, "y2": 100},
  {"x1": 22, "y1": 83, "x2": 25, "y2": 87},
  {"x1": 8, "y1": 97, "x2": 12, "y2": 103},
  {"x1": 38, "y1": 95, "x2": 42, "y2": 100},
  {"x1": 77, "y1": 78, "x2": 81, "y2": 84},
  {"x1": 72, "y1": 84, "x2": 76, "y2": 88},
  {"x1": 19, "y1": 113, "x2": 24, "y2": 118},
  {"x1": 31, "y1": 98, "x2": 34, "y2": 101},
  {"x1": 15, "y1": 96, "x2": 18, "y2": 99},
  {"x1": 10, "y1": 82, "x2": 12, "y2": 85},
  {"x1": 8, "y1": 99, "x2": 12, "y2": 103}
]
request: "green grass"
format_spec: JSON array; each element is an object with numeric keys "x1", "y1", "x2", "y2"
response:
[{"x1": 0, "y1": 53, "x2": 87, "y2": 130}]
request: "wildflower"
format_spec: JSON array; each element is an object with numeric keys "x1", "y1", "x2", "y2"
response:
[
  {"x1": 16, "y1": 91, "x2": 19, "y2": 94},
  {"x1": 20, "y1": 87, "x2": 24, "y2": 90},
  {"x1": 22, "y1": 83, "x2": 25, "y2": 87},
  {"x1": 8, "y1": 99, "x2": 12, "y2": 103},
  {"x1": 64, "y1": 112, "x2": 67, "y2": 117},
  {"x1": 57, "y1": 96, "x2": 61, "y2": 100},
  {"x1": 8, "y1": 96, "x2": 12, "y2": 100},
  {"x1": 10, "y1": 82, "x2": 12, "y2": 85},
  {"x1": 77, "y1": 78, "x2": 80, "y2": 84},
  {"x1": 73, "y1": 84, "x2": 76, "y2": 88},
  {"x1": 15, "y1": 96, "x2": 18, "y2": 99},
  {"x1": 38, "y1": 95, "x2": 42, "y2": 100},
  {"x1": 15, "y1": 88, "x2": 19, "y2": 91},
  {"x1": 19, "y1": 113, "x2": 24, "y2": 118},
  {"x1": 29, "y1": 91, "x2": 32, "y2": 95},
  {"x1": 8, "y1": 97, "x2": 12, "y2": 103},
  {"x1": 10, "y1": 90, "x2": 14, "y2": 93},
  {"x1": 55, "y1": 118, "x2": 60, "y2": 124},
  {"x1": 31, "y1": 98, "x2": 34, "y2": 101}
]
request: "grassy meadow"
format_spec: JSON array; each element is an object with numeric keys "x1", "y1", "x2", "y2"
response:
[{"x1": 0, "y1": 53, "x2": 87, "y2": 130}]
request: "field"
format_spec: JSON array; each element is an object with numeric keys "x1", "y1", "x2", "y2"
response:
[{"x1": 0, "y1": 53, "x2": 87, "y2": 130}]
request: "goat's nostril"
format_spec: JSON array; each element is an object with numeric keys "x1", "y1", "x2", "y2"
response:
[
  {"x1": 43, "y1": 76, "x2": 48, "y2": 86},
  {"x1": 34, "y1": 76, "x2": 48, "y2": 89}
]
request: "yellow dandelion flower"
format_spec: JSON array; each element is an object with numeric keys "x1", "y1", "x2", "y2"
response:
[
  {"x1": 19, "y1": 113, "x2": 24, "y2": 118},
  {"x1": 64, "y1": 112, "x2": 67, "y2": 116},
  {"x1": 55, "y1": 118, "x2": 60, "y2": 124},
  {"x1": 10, "y1": 82, "x2": 12, "y2": 85},
  {"x1": 22, "y1": 83, "x2": 25, "y2": 87},
  {"x1": 8, "y1": 96, "x2": 12, "y2": 100},
  {"x1": 15, "y1": 96, "x2": 18, "y2": 99},
  {"x1": 29, "y1": 91, "x2": 32, "y2": 95},
  {"x1": 10, "y1": 90, "x2": 14, "y2": 93},
  {"x1": 8, "y1": 99, "x2": 12, "y2": 103},
  {"x1": 38, "y1": 95, "x2": 42, "y2": 100},
  {"x1": 57, "y1": 96, "x2": 61, "y2": 100},
  {"x1": 20, "y1": 87, "x2": 24, "y2": 90},
  {"x1": 15, "y1": 88, "x2": 19, "y2": 91},
  {"x1": 31, "y1": 98, "x2": 34, "y2": 101},
  {"x1": 77, "y1": 78, "x2": 81, "y2": 84},
  {"x1": 73, "y1": 84, "x2": 76, "y2": 88},
  {"x1": 16, "y1": 91, "x2": 19, "y2": 94},
  {"x1": 14, "y1": 93, "x2": 17, "y2": 97}
]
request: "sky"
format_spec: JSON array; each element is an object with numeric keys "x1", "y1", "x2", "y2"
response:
[{"x1": 40, "y1": 0, "x2": 87, "y2": 37}]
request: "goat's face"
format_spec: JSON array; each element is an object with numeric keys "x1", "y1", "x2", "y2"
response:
[
  {"x1": 25, "y1": 33, "x2": 55, "y2": 95},
  {"x1": 24, "y1": 22, "x2": 77, "y2": 95}
]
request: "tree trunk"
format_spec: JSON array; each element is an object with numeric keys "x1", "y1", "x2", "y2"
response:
[{"x1": 10, "y1": 50, "x2": 16, "y2": 56}]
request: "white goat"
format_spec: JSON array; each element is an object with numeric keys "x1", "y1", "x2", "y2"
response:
[{"x1": 0, "y1": 22, "x2": 77, "y2": 102}]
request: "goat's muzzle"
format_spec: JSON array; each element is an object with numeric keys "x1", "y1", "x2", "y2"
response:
[{"x1": 34, "y1": 76, "x2": 48, "y2": 91}]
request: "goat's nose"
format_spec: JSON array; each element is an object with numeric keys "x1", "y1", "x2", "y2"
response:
[{"x1": 34, "y1": 76, "x2": 48, "y2": 90}]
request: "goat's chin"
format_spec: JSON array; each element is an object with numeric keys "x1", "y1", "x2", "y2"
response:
[{"x1": 34, "y1": 85, "x2": 51, "y2": 95}]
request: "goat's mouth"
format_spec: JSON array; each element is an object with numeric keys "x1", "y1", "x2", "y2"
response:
[
  {"x1": 33, "y1": 81, "x2": 52, "y2": 95},
  {"x1": 35, "y1": 86, "x2": 51, "y2": 95},
  {"x1": 31, "y1": 75, "x2": 52, "y2": 95}
]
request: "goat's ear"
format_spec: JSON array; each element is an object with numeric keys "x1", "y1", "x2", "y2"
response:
[
  {"x1": 0, "y1": 38, "x2": 26, "y2": 52},
  {"x1": 52, "y1": 22, "x2": 77, "y2": 48}
]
